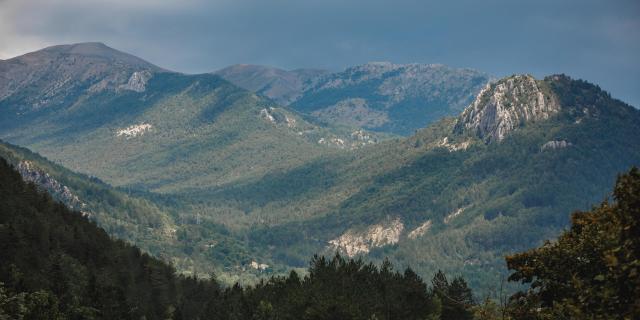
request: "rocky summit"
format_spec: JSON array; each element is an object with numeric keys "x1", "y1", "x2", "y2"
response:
[{"x1": 454, "y1": 74, "x2": 561, "y2": 143}]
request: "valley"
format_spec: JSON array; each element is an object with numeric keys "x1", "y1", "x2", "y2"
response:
[{"x1": 1, "y1": 43, "x2": 639, "y2": 293}]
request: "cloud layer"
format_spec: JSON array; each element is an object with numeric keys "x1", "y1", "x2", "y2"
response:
[{"x1": 1, "y1": 0, "x2": 639, "y2": 106}]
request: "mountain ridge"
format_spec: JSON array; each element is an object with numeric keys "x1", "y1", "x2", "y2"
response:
[
  {"x1": 215, "y1": 61, "x2": 491, "y2": 135},
  {"x1": 214, "y1": 64, "x2": 328, "y2": 105}
]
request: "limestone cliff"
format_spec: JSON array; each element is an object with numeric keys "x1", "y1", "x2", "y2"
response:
[{"x1": 454, "y1": 74, "x2": 560, "y2": 143}]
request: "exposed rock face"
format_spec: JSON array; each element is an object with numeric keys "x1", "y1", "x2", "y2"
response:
[
  {"x1": 317, "y1": 133, "x2": 377, "y2": 150},
  {"x1": 249, "y1": 260, "x2": 269, "y2": 271},
  {"x1": 438, "y1": 137, "x2": 470, "y2": 152},
  {"x1": 17, "y1": 161, "x2": 88, "y2": 215},
  {"x1": 541, "y1": 140, "x2": 572, "y2": 151},
  {"x1": 117, "y1": 123, "x2": 152, "y2": 138},
  {"x1": 328, "y1": 218, "x2": 404, "y2": 257},
  {"x1": 408, "y1": 220, "x2": 432, "y2": 239},
  {"x1": 259, "y1": 107, "x2": 378, "y2": 149},
  {"x1": 444, "y1": 206, "x2": 469, "y2": 224},
  {"x1": 454, "y1": 75, "x2": 560, "y2": 143},
  {"x1": 259, "y1": 107, "x2": 296, "y2": 128},
  {"x1": 350, "y1": 129, "x2": 375, "y2": 143},
  {"x1": 317, "y1": 137, "x2": 345, "y2": 147},
  {"x1": 120, "y1": 70, "x2": 153, "y2": 92}
]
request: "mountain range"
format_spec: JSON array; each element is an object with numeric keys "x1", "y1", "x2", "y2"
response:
[
  {"x1": 1, "y1": 42, "x2": 639, "y2": 291},
  {"x1": 215, "y1": 62, "x2": 490, "y2": 135}
]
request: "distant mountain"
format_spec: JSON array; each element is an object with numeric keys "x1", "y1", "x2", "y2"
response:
[
  {"x1": 0, "y1": 43, "x2": 379, "y2": 195},
  {"x1": 215, "y1": 62, "x2": 490, "y2": 136},
  {"x1": 291, "y1": 62, "x2": 491, "y2": 135},
  {"x1": 0, "y1": 42, "x2": 163, "y2": 113},
  {"x1": 214, "y1": 64, "x2": 328, "y2": 105}
]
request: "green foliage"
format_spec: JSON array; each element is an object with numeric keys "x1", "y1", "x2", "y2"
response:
[
  {"x1": 505, "y1": 167, "x2": 640, "y2": 319},
  {"x1": 209, "y1": 254, "x2": 445, "y2": 320},
  {"x1": 431, "y1": 271, "x2": 474, "y2": 320},
  {"x1": 0, "y1": 157, "x2": 474, "y2": 319},
  {"x1": 0, "y1": 157, "x2": 222, "y2": 319}
]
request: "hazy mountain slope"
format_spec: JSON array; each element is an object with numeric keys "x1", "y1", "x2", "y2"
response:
[
  {"x1": 291, "y1": 62, "x2": 490, "y2": 135},
  {"x1": 0, "y1": 42, "x2": 162, "y2": 120},
  {"x1": 0, "y1": 44, "x2": 377, "y2": 195},
  {"x1": 214, "y1": 64, "x2": 327, "y2": 105},
  {"x1": 215, "y1": 62, "x2": 490, "y2": 136}
]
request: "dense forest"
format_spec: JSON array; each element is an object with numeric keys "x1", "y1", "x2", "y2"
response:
[
  {"x1": 0, "y1": 156, "x2": 472, "y2": 319},
  {"x1": 1, "y1": 157, "x2": 638, "y2": 319}
]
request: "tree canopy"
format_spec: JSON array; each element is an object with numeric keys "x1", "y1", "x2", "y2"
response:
[{"x1": 506, "y1": 167, "x2": 640, "y2": 319}]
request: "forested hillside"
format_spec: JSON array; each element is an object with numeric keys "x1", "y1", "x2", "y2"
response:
[
  {"x1": 2, "y1": 158, "x2": 638, "y2": 318},
  {"x1": 242, "y1": 74, "x2": 640, "y2": 290},
  {"x1": 0, "y1": 157, "x2": 478, "y2": 319},
  {"x1": 0, "y1": 43, "x2": 379, "y2": 194},
  {"x1": 0, "y1": 157, "x2": 207, "y2": 319}
]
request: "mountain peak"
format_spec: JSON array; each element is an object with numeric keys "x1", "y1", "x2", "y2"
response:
[
  {"x1": 454, "y1": 74, "x2": 561, "y2": 143},
  {"x1": 29, "y1": 42, "x2": 163, "y2": 71},
  {"x1": 0, "y1": 42, "x2": 164, "y2": 109}
]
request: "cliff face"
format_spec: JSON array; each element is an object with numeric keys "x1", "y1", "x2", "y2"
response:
[{"x1": 454, "y1": 74, "x2": 560, "y2": 143}]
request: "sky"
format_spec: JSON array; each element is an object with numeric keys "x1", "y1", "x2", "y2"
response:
[{"x1": 1, "y1": 0, "x2": 639, "y2": 107}]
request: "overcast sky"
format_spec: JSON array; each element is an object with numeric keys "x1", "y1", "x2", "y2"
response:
[{"x1": 1, "y1": 0, "x2": 639, "y2": 106}]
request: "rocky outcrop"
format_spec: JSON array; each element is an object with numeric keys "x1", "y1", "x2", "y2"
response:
[
  {"x1": 249, "y1": 260, "x2": 269, "y2": 271},
  {"x1": 408, "y1": 220, "x2": 432, "y2": 239},
  {"x1": 444, "y1": 206, "x2": 469, "y2": 224},
  {"x1": 328, "y1": 218, "x2": 404, "y2": 257},
  {"x1": 438, "y1": 137, "x2": 470, "y2": 152},
  {"x1": 454, "y1": 75, "x2": 560, "y2": 143},
  {"x1": 541, "y1": 140, "x2": 572, "y2": 151},
  {"x1": 317, "y1": 137, "x2": 346, "y2": 147},
  {"x1": 17, "y1": 161, "x2": 88, "y2": 215},
  {"x1": 120, "y1": 70, "x2": 153, "y2": 92},
  {"x1": 117, "y1": 123, "x2": 153, "y2": 138},
  {"x1": 259, "y1": 107, "x2": 296, "y2": 127}
]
